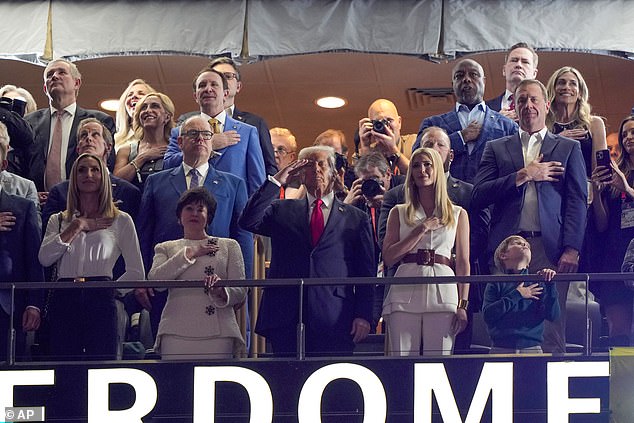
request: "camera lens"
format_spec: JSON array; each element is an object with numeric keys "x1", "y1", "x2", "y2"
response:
[
  {"x1": 372, "y1": 119, "x2": 388, "y2": 135},
  {"x1": 361, "y1": 178, "x2": 383, "y2": 198}
]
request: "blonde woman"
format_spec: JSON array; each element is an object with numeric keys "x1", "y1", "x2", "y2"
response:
[
  {"x1": 382, "y1": 148, "x2": 470, "y2": 356},
  {"x1": 114, "y1": 92, "x2": 175, "y2": 190},
  {"x1": 114, "y1": 79, "x2": 156, "y2": 151},
  {"x1": 38, "y1": 153, "x2": 144, "y2": 360},
  {"x1": 546, "y1": 66, "x2": 607, "y2": 179}
]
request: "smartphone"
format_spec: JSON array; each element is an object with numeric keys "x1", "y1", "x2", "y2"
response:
[{"x1": 596, "y1": 149, "x2": 612, "y2": 176}]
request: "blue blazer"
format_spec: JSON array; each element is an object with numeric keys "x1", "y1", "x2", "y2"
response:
[
  {"x1": 413, "y1": 108, "x2": 517, "y2": 183},
  {"x1": 177, "y1": 108, "x2": 278, "y2": 176},
  {"x1": 0, "y1": 191, "x2": 44, "y2": 311},
  {"x1": 138, "y1": 165, "x2": 252, "y2": 278},
  {"x1": 163, "y1": 115, "x2": 266, "y2": 196},
  {"x1": 239, "y1": 181, "x2": 375, "y2": 340},
  {"x1": 472, "y1": 132, "x2": 588, "y2": 264},
  {"x1": 485, "y1": 93, "x2": 505, "y2": 112}
]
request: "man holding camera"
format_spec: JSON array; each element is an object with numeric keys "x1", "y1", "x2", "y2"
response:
[
  {"x1": 358, "y1": 99, "x2": 412, "y2": 175},
  {"x1": 0, "y1": 96, "x2": 34, "y2": 168}
]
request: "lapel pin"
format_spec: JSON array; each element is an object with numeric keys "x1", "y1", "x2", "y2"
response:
[
  {"x1": 213, "y1": 180, "x2": 219, "y2": 184},
  {"x1": 338, "y1": 206, "x2": 344, "y2": 212}
]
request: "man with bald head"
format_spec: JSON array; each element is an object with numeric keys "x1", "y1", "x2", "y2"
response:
[
  {"x1": 358, "y1": 99, "x2": 412, "y2": 175},
  {"x1": 413, "y1": 58, "x2": 517, "y2": 183}
]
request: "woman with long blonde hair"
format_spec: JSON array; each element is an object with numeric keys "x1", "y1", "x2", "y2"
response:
[
  {"x1": 39, "y1": 153, "x2": 144, "y2": 360},
  {"x1": 546, "y1": 66, "x2": 607, "y2": 179},
  {"x1": 382, "y1": 147, "x2": 470, "y2": 356},
  {"x1": 114, "y1": 92, "x2": 175, "y2": 190},
  {"x1": 114, "y1": 79, "x2": 156, "y2": 151}
]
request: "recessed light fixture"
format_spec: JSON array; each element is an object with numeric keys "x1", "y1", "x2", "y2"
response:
[
  {"x1": 315, "y1": 96, "x2": 346, "y2": 109},
  {"x1": 100, "y1": 99, "x2": 119, "y2": 112}
]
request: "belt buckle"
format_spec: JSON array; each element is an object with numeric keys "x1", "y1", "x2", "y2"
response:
[
  {"x1": 74, "y1": 277, "x2": 86, "y2": 283},
  {"x1": 417, "y1": 249, "x2": 435, "y2": 266}
]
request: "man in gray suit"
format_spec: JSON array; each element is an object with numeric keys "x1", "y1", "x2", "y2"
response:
[
  {"x1": 0, "y1": 122, "x2": 39, "y2": 210},
  {"x1": 18, "y1": 59, "x2": 115, "y2": 197}
]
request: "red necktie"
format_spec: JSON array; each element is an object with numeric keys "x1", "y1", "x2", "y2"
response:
[
  {"x1": 508, "y1": 94, "x2": 515, "y2": 111},
  {"x1": 310, "y1": 199, "x2": 324, "y2": 247}
]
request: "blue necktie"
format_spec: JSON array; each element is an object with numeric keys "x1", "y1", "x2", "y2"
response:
[{"x1": 189, "y1": 168, "x2": 200, "y2": 189}]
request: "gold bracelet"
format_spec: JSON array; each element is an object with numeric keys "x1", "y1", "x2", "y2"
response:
[{"x1": 457, "y1": 299, "x2": 469, "y2": 310}]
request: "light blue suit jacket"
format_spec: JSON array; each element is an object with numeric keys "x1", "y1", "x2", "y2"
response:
[
  {"x1": 163, "y1": 115, "x2": 266, "y2": 196},
  {"x1": 138, "y1": 165, "x2": 253, "y2": 278}
]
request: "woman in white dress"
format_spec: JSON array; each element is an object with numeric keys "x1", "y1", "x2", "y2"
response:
[
  {"x1": 39, "y1": 153, "x2": 144, "y2": 360},
  {"x1": 382, "y1": 148, "x2": 470, "y2": 356},
  {"x1": 148, "y1": 187, "x2": 246, "y2": 360}
]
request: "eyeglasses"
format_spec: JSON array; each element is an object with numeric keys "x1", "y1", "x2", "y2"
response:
[
  {"x1": 222, "y1": 72, "x2": 239, "y2": 81},
  {"x1": 274, "y1": 147, "x2": 291, "y2": 156},
  {"x1": 183, "y1": 130, "x2": 213, "y2": 140}
]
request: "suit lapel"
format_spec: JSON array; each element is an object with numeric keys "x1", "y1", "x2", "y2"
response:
[
  {"x1": 224, "y1": 115, "x2": 240, "y2": 132},
  {"x1": 319, "y1": 198, "x2": 345, "y2": 245},
  {"x1": 505, "y1": 133, "x2": 525, "y2": 171},
  {"x1": 40, "y1": 110, "x2": 52, "y2": 158},
  {"x1": 169, "y1": 165, "x2": 188, "y2": 195},
  {"x1": 539, "y1": 132, "x2": 559, "y2": 160},
  {"x1": 445, "y1": 112, "x2": 462, "y2": 133},
  {"x1": 68, "y1": 107, "x2": 85, "y2": 161}
]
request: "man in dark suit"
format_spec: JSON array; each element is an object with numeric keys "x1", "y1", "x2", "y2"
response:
[
  {"x1": 18, "y1": 59, "x2": 115, "y2": 197},
  {"x1": 485, "y1": 42, "x2": 539, "y2": 122},
  {"x1": 413, "y1": 59, "x2": 517, "y2": 184},
  {"x1": 164, "y1": 68, "x2": 265, "y2": 196},
  {"x1": 0, "y1": 190, "x2": 43, "y2": 362},
  {"x1": 472, "y1": 79, "x2": 588, "y2": 354},
  {"x1": 177, "y1": 57, "x2": 277, "y2": 176},
  {"x1": 239, "y1": 145, "x2": 375, "y2": 356},
  {"x1": 42, "y1": 118, "x2": 140, "y2": 230},
  {"x1": 136, "y1": 116, "x2": 252, "y2": 335}
]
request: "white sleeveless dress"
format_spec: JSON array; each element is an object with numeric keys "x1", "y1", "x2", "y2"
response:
[{"x1": 382, "y1": 203, "x2": 461, "y2": 317}]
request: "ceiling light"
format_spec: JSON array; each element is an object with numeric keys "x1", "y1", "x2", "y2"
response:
[
  {"x1": 100, "y1": 99, "x2": 119, "y2": 111},
  {"x1": 315, "y1": 96, "x2": 346, "y2": 109}
]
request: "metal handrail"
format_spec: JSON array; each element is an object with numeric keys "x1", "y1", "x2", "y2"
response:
[{"x1": 2, "y1": 272, "x2": 627, "y2": 363}]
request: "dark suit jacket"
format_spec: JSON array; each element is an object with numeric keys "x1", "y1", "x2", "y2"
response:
[
  {"x1": 41, "y1": 175, "x2": 141, "y2": 232},
  {"x1": 138, "y1": 165, "x2": 253, "y2": 278},
  {"x1": 472, "y1": 131, "x2": 588, "y2": 264},
  {"x1": 164, "y1": 115, "x2": 266, "y2": 196},
  {"x1": 178, "y1": 108, "x2": 277, "y2": 176},
  {"x1": 21, "y1": 106, "x2": 116, "y2": 191},
  {"x1": 413, "y1": 108, "x2": 518, "y2": 183},
  {"x1": 485, "y1": 93, "x2": 504, "y2": 112},
  {"x1": 0, "y1": 191, "x2": 44, "y2": 311},
  {"x1": 239, "y1": 181, "x2": 375, "y2": 340},
  {"x1": 1, "y1": 107, "x2": 33, "y2": 150}
]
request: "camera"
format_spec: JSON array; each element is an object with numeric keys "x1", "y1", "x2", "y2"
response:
[
  {"x1": 335, "y1": 152, "x2": 348, "y2": 171},
  {"x1": 361, "y1": 178, "x2": 384, "y2": 198},
  {"x1": 0, "y1": 96, "x2": 27, "y2": 117},
  {"x1": 372, "y1": 119, "x2": 390, "y2": 135}
]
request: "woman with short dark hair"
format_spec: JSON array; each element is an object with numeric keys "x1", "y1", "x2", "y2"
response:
[{"x1": 148, "y1": 187, "x2": 246, "y2": 360}]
